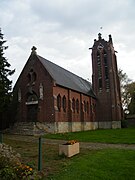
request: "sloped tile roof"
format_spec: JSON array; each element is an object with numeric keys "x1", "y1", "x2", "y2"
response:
[{"x1": 37, "y1": 55, "x2": 95, "y2": 97}]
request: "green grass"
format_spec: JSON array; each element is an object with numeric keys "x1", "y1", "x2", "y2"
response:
[
  {"x1": 3, "y1": 136, "x2": 70, "y2": 178},
  {"x1": 48, "y1": 149, "x2": 135, "y2": 180},
  {"x1": 44, "y1": 128, "x2": 135, "y2": 144},
  {"x1": 3, "y1": 128, "x2": 135, "y2": 179}
]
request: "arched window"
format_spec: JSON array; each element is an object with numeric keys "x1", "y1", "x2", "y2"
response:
[
  {"x1": 62, "y1": 95, "x2": 66, "y2": 112},
  {"x1": 84, "y1": 101, "x2": 87, "y2": 112},
  {"x1": 97, "y1": 51, "x2": 102, "y2": 78},
  {"x1": 87, "y1": 101, "x2": 89, "y2": 114},
  {"x1": 57, "y1": 94, "x2": 61, "y2": 112},
  {"x1": 97, "y1": 51, "x2": 102, "y2": 90},
  {"x1": 104, "y1": 50, "x2": 110, "y2": 89},
  {"x1": 32, "y1": 72, "x2": 37, "y2": 82},
  {"x1": 72, "y1": 98, "x2": 75, "y2": 113},
  {"x1": 27, "y1": 69, "x2": 37, "y2": 84},
  {"x1": 76, "y1": 99, "x2": 79, "y2": 113},
  {"x1": 104, "y1": 50, "x2": 108, "y2": 79}
]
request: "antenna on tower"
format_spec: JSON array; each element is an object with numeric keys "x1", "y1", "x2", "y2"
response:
[
  {"x1": 99, "y1": 27, "x2": 103, "y2": 33},
  {"x1": 100, "y1": 27, "x2": 103, "y2": 30},
  {"x1": 97, "y1": 27, "x2": 103, "y2": 40}
]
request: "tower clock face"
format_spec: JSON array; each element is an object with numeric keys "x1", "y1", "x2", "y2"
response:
[{"x1": 97, "y1": 43, "x2": 104, "y2": 51}]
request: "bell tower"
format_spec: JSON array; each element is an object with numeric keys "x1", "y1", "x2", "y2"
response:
[{"x1": 91, "y1": 33, "x2": 122, "y2": 129}]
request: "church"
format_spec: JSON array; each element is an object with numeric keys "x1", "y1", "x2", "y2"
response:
[{"x1": 12, "y1": 34, "x2": 122, "y2": 135}]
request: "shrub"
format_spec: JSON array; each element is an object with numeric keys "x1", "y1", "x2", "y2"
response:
[
  {"x1": 0, "y1": 143, "x2": 20, "y2": 179},
  {"x1": 0, "y1": 166, "x2": 17, "y2": 180},
  {"x1": 0, "y1": 143, "x2": 40, "y2": 179},
  {"x1": 0, "y1": 143, "x2": 21, "y2": 168}
]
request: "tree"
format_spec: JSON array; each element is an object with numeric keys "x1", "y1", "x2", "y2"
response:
[
  {"x1": 0, "y1": 28, "x2": 15, "y2": 130},
  {"x1": 118, "y1": 68, "x2": 131, "y2": 113},
  {"x1": 118, "y1": 68, "x2": 135, "y2": 114},
  {"x1": 127, "y1": 82, "x2": 135, "y2": 114}
]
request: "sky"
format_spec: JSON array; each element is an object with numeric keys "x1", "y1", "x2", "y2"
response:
[{"x1": 1, "y1": 0, "x2": 135, "y2": 86}]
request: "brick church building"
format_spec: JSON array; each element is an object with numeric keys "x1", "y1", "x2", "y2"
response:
[{"x1": 12, "y1": 34, "x2": 122, "y2": 134}]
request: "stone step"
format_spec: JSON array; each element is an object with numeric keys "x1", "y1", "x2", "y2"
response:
[{"x1": 8, "y1": 122, "x2": 47, "y2": 135}]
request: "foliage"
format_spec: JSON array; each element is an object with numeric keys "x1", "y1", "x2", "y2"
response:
[
  {"x1": 0, "y1": 28, "x2": 15, "y2": 129},
  {"x1": 15, "y1": 163, "x2": 36, "y2": 179},
  {"x1": 118, "y1": 68, "x2": 132, "y2": 113},
  {"x1": 0, "y1": 143, "x2": 20, "y2": 179},
  {"x1": 0, "y1": 143, "x2": 40, "y2": 180},
  {"x1": 0, "y1": 166, "x2": 17, "y2": 180},
  {"x1": 127, "y1": 82, "x2": 135, "y2": 114},
  {"x1": 4, "y1": 136, "x2": 75, "y2": 178},
  {"x1": 118, "y1": 69, "x2": 135, "y2": 115},
  {"x1": 45, "y1": 128, "x2": 135, "y2": 144},
  {"x1": 65, "y1": 140, "x2": 78, "y2": 145},
  {"x1": 0, "y1": 143, "x2": 21, "y2": 168}
]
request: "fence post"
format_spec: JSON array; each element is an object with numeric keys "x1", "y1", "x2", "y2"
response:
[{"x1": 38, "y1": 136, "x2": 42, "y2": 171}]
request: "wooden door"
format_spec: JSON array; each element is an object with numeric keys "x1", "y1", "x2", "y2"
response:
[{"x1": 27, "y1": 104, "x2": 38, "y2": 122}]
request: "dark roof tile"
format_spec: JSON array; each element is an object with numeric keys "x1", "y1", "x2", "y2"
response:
[{"x1": 37, "y1": 55, "x2": 95, "y2": 97}]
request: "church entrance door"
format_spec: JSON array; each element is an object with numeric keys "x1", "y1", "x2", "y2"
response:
[
  {"x1": 27, "y1": 104, "x2": 38, "y2": 122},
  {"x1": 26, "y1": 92, "x2": 38, "y2": 123}
]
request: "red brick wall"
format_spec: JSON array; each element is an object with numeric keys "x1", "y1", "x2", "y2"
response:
[
  {"x1": 91, "y1": 36, "x2": 122, "y2": 122},
  {"x1": 53, "y1": 86, "x2": 95, "y2": 123},
  {"x1": 13, "y1": 54, "x2": 96, "y2": 125},
  {"x1": 53, "y1": 86, "x2": 69, "y2": 122},
  {"x1": 13, "y1": 54, "x2": 54, "y2": 123}
]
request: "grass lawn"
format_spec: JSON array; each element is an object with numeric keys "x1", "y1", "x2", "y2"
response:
[
  {"x1": 3, "y1": 128, "x2": 135, "y2": 179},
  {"x1": 3, "y1": 137, "x2": 64, "y2": 178},
  {"x1": 44, "y1": 128, "x2": 135, "y2": 144},
  {"x1": 3, "y1": 136, "x2": 135, "y2": 180},
  {"x1": 48, "y1": 149, "x2": 135, "y2": 180}
]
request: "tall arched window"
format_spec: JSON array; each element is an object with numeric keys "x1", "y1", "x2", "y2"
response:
[
  {"x1": 87, "y1": 101, "x2": 89, "y2": 114},
  {"x1": 76, "y1": 99, "x2": 79, "y2": 113},
  {"x1": 72, "y1": 98, "x2": 75, "y2": 113},
  {"x1": 62, "y1": 95, "x2": 66, "y2": 112},
  {"x1": 104, "y1": 50, "x2": 109, "y2": 89},
  {"x1": 97, "y1": 51, "x2": 102, "y2": 90},
  {"x1": 33, "y1": 72, "x2": 37, "y2": 82},
  {"x1": 84, "y1": 101, "x2": 87, "y2": 112},
  {"x1": 57, "y1": 94, "x2": 61, "y2": 112}
]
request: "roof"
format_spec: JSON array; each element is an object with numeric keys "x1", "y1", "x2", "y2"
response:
[{"x1": 37, "y1": 55, "x2": 95, "y2": 97}]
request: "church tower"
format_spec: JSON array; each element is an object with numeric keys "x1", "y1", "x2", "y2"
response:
[{"x1": 91, "y1": 33, "x2": 122, "y2": 129}]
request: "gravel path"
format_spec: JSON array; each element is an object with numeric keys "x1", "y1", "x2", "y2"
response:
[
  {"x1": 4, "y1": 134, "x2": 135, "y2": 150},
  {"x1": 79, "y1": 142, "x2": 135, "y2": 150}
]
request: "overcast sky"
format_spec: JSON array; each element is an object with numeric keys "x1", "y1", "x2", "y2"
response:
[{"x1": 1, "y1": 0, "x2": 135, "y2": 86}]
